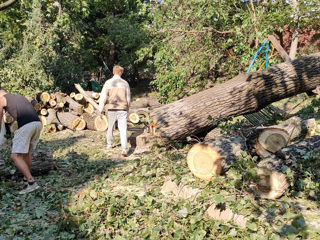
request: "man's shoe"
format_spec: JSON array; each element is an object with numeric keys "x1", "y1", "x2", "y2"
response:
[
  {"x1": 122, "y1": 150, "x2": 128, "y2": 157},
  {"x1": 19, "y1": 182, "x2": 40, "y2": 194}
]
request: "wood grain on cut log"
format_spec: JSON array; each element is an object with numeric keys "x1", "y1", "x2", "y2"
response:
[
  {"x1": 187, "y1": 134, "x2": 246, "y2": 180},
  {"x1": 187, "y1": 143, "x2": 222, "y2": 181},
  {"x1": 40, "y1": 109, "x2": 48, "y2": 116},
  {"x1": 258, "y1": 128, "x2": 290, "y2": 153},
  {"x1": 254, "y1": 117, "x2": 317, "y2": 158},
  {"x1": 49, "y1": 99, "x2": 57, "y2": 107},
  {"x1": 57, "y1": 112, "x2": 82, "y2": 130},
  {"x1": 74, "y1": 93, "x2": 86, "y2": 105},
  {"x1": 70, "y1": 92, "x2": 76, "y2": 98},
  {"x1": 129, "y1": 113, "x2": 140, "y2": 123},
  {"x1": 85, "y1": 91, "x2": 100, "y2": 100},
  {"x1": 82, "y1": 113, "x2": 108, "y2": 131},
  {"x1": 253, "y1": 135, "x2": 320, "y2": 199},
  {"x1": 150, "y1": 53, "x2": 320, "y2": 140},
  {"x1": 84, "y1": 103, "x2": 95, "y2": 114},
  {"x1": 254, "y1": 162, "x2": 289, "y2": 200},
  {"x1": 65, "y1": 95, "x2": 83, "y2": 115},
  {"x1": 40, "y1": 92, "x2": 50, "y2": 103},
  {"x1": 29, "y1": 99, "x2": 42, "y2": 112},
  {"x1": 55, "y1": 102, "x2": 65, "y2": 109},
  {"x1": 0, "y1": 146, "x2": 54, "y2": 177}
]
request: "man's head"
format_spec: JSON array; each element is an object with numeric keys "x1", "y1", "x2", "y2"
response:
[
  {"x1": 0, "y1": 89, "x2": 8, "y2": 98},
  {"x1": 113, "y1": 65, "x2": 124, "y2": 76}
]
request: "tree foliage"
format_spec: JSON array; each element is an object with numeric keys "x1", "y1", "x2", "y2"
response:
[
  {"x1": 0, "y1": 0, "x2": 319, "y2": 98},
  {"x1": 139, "y1": 0, "x2": 320, "y2": 103}
]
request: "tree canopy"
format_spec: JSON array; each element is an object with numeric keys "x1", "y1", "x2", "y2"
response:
[{"x1": 0, "y1": 0, "x2": 319, "y2": 99}]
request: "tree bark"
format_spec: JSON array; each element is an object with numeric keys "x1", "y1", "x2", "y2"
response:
[
  {"x1": 150, "y1": 53, "x2": 320, "y2": 140},
  {"x1": 289, "y1": 0, "x2": 299, "y2": 60},
  {"x1": 74, "y1": 84, "x2": 100, "y2": 111},
  {"x1": 0, "y1": 146, "x2": 54, "y2": 177},
  {"x1": 57, "y1": 112, "x2": 82, "y2": 130},
  {"x1": 65, "y1": 95, "x2": 83, "y2": 115},
  {"x1": 0, "y1": 0, "x2": 17, "y2": 11},
  {"x1": 82, "y1": 113, "x2": 108, "y2": 131}
]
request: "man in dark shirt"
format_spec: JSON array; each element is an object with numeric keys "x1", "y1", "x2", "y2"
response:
[{"x1": 0, "y1": 89, "x2": 42, "y2": 194}]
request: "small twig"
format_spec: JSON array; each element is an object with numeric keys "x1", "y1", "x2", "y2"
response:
[
  {"x1": 159, "y1": 28, "x2": 235, "y2": 35},
  {"x1": 283, "y1": 98, "x2": 307, "y2": 120}
]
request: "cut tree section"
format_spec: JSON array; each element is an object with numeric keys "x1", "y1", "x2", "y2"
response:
[
  {"x1": 187, "y1": 143, "x2": 222, "y2": 181},
  {"x1": 57, "y1": 112, "x2": 83, "y2": 130},
  {"x1": 129, "y1": 113, "x2": 140, "y2": 123},
  {"x1": 82, "y1": 113, "x2": 108, "y2": 131},
  {"x1": 258, "y1": 128, "x2": 290, "y2": 153}
]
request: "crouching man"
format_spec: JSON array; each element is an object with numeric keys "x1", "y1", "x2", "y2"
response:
[{"x1": 0, "y1": 89, "x2": 42, "y2": 194}]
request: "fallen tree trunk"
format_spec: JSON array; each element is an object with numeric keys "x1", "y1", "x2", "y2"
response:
[
  {"x1": 150, "y1": 53, "x2": 320, "y2": 140},
  {"x1": 0, "y1": 146, "x2": 54, "y2": 177}
]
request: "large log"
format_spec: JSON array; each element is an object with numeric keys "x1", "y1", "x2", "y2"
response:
[
  {"x1": 82, "y1": 113, "x2": 108, "y2": 131},
  {"x1": 57, "y1": 112, "x2": 83, "y2": 130},
  {"x1": 187, "y1": 134, "x2": 246, "y2": 181},
  {"x1": 0, "y1": 146, "x2": 54, "y2": 177},
  {"x1": 150, "y1": 53, "x2": 320, "y2": 140}
]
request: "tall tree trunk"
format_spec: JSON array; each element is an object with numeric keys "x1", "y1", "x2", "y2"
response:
[
  {"x1": 150, "y1": 53, "x2": 320, "y2": 140},
  {"x1": 289, "y1": 0, "x2": 299, "y2": 60}
]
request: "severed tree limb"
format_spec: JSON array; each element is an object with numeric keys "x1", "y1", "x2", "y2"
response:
[
  {"x1": 74, "y1": 84, "x2": 100, "y2": 111},
  {"x1": 0, "y1": 0, "x2": 17, "y2": 11}
]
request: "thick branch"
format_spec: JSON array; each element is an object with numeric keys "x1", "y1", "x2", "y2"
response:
[{"x1": 0, "y1": 0, "x2": 17, "y2": 11}]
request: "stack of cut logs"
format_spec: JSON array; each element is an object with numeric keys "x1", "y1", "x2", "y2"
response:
[{"x1": 3, "y1": 84, "x2": 162, "y2": 135}]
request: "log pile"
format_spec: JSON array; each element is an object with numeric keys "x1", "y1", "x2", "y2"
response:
[{"x1": 3, "y1": 85, "x2": 162, "y2": 136}]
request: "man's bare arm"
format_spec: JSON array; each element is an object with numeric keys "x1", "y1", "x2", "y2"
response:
[{"x1": 0, "y1": 97, "x2": 6, "y2": 132}]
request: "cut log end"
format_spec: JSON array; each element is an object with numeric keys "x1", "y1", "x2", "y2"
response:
[
  {"x1": 129, "y1": 113, "x2": 140, "y2": 123},
  {"x1": 40, "y1": 92, "x2": 50, "y2": 103},
  {"x1": 40, "y1": 109, "x2": 48, "y2": 116},
  {"x1": 258, "y1": 128, "x2": 290, "y2": 153},
  {"x1": 49, "y1": 99, "x2": 57, "y2": 107},
  {"x1": 254, "y1": 167, "x2": 289, "y2": 199},
  {"x1": 84, "y1": 103, "x2": 95, "y2": 114},
  {"x1": 74, "y1": 118, "x2": 86, "y2": 131},
  {"x1": 95, "y1": 115, "x2": 108, "y2": 131},
  {"x1": 70, "y1": 92, "x2": 76, "y2": 98},
  {"x1": 187, "y1": 143, "x2": 222, "y2": 181}
]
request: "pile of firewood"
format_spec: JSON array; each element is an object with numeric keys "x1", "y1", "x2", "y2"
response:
[{"x1": 3, "y1": 83, "x2": 162, "y2": 135}]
